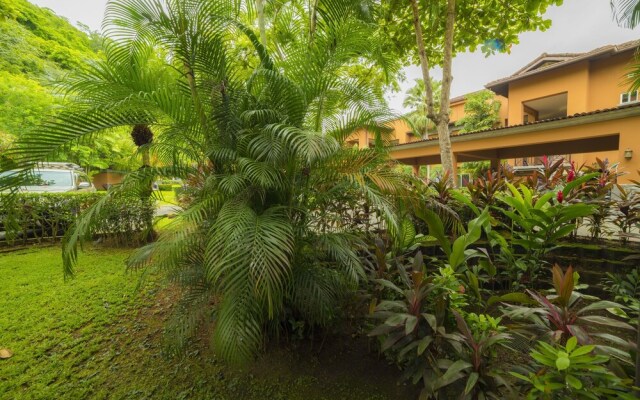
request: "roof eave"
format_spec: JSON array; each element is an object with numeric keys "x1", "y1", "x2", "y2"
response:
[{"x1": 391, "y1": 104, "x2": 640, "y2": 151}]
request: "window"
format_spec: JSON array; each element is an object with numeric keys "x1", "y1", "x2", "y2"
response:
[
  {"x1": 389, "y1": 139, "x2": 399, "y2": 146},
  {"x1": 620, "y1": 90, "x2": 639, "y2": 105},
  {"x1": 523, "y1": 115, "x2": 529, "y2": 124},
  {"x1": 25, "y1": 171, "x2": 73, "y2": 188},
  {"x1": 458, "y1": 173, "x2": 471, "y2": 187}
]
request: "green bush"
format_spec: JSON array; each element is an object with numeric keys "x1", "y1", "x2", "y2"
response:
[
  {"x1": 0, "y1": 192, "x2": 153, "y2": 245},
  {"x1": 157, "y1": 183, "x2": 173, "y2": 191}
]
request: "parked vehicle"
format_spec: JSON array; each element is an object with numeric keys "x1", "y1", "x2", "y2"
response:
[
  {"x1": 0, "y1": 163, "x2": 95, "y2": 242},
  {"x1": 0, "y1": 162, "x2": 95, "y2": 193}
]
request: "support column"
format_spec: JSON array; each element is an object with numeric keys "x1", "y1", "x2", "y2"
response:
[{"x1": 490, "y1": 158, "x2": 500, "y2": 172}]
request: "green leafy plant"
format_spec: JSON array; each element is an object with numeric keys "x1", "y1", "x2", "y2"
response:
[
  {"x1": 496, "y1": 182, "x2": 594, "y2": 287},
  {"x1": 612, "y1": 184, "x2": 640, "y2": 241},
  {"x1": 512, "y1": 337, "x2": 635, "y2": 399},
  {"x1": 420, "y1": 311, "x2": 512, "y2": 399},
  {"x1": 604, "y1": 267, "x2": 640, "y2": 393},
  {"x1": 465, "y1": 167, "x2": 515, "y2": 211},
  {"x1": 416, "y1": 208, "x2": 489, "y2": 273},
  {"x1": 501, "y1": 265, "x2": 634, "y2": 363},
  {"x1": 368, "y1": 251, "x2": 463, "y2": 388}
]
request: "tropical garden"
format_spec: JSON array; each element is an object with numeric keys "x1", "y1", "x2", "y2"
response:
[{"x1": 1, "y1": 0, "x2": 640, "y2": 398}]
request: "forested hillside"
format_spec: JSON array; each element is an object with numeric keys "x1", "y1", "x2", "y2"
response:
[{"x1": 0, "y1": 0, "x2": 135, "y2": 170}]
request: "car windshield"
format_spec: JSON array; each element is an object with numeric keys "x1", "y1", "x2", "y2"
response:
[{"x1": 23, "y1": 171, "x2": 73, "y2": 187}]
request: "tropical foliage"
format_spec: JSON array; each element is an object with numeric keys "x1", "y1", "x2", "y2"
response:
[
  {"x1": 512, "y1": 337, "x2": 636, "y2": 400},
  {"x1": 1, "y1": 0, "x2": 408, "y2": 364},
  {"x1": 456, "y1": 90, "x2": 502, "y2": 133}
]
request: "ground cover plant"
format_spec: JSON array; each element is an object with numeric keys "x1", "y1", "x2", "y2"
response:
[{"x1": 0, "y1": 245, "x2": 417, "y2": 399}]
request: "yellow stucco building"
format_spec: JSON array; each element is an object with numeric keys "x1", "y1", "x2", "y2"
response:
[{"x1": 358, "y1": 40, "x2": 640, "y2": 184}]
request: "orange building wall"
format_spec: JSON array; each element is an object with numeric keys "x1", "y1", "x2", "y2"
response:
[
  {"x1": 588, "y1": 52, "x2": 635, "y2": 111},
  {"x1": 92, "y1": 171, "x2": 126, "y2": 190},
  {"x1": 497, "y1": 96, "x2": 509, "y2": 126},
  {"x1": 450, "y1": 101, "x2": 466, "y2": 124},
  {"x1": 347, "y1": 119, "x2": 420, "y2": 149},
  {"x1": 507, "y1": 61, "x2": 590, "y2": 125}
]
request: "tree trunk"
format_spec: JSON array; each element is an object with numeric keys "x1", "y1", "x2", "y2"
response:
[
  {"x1": 409, "y1": 0, "x2": 437, "y2": 120},
  {"x1": 436, "y1": 119, "x2": 455, "y2": 181},
  {"x1": 436, "y1": 0, "x2": 457, "y2": 186},
  {"x1": 142, "y1": 148, "x2": 151, "y2": 168},
  {"x1": 256, "y1": 0, "x2": 267, "y2": 46},
  {"x1": 409, "y1": 0, "x2": 457, "y2": 185}
]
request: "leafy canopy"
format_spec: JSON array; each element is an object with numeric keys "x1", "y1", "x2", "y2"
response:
[{"x1": 2, "y1": 0, "x2": 408, "y2": 365}]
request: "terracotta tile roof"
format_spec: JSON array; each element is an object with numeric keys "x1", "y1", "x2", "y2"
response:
[
  {"x1": 486, "y1": 40, "x2": 640, "y2": 90},
  {"x1": 391, "y1": 102, "x2": 640, "y2": 148},
  {"x1": 511, "y1": 53, "x2": 583, "y2": 76}
]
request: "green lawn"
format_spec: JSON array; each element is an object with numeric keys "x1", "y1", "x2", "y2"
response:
[
  {"x1": 155, "y1": 188, "x2": 179, "y2": 207},
  {"x1": 0, "y1": 246, "x2": 415, "y2": 400}
]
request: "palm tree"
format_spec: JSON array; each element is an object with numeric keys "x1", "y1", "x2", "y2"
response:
[
  {"x1": 611, "y1": 0, "x2": 640, "y2": 28},
  {"x1": 403, "y1": 78, "x2": 441, "y2": 139},
  {"x1": 1, "y1": 0, "x2": 407, "y2": 363}
]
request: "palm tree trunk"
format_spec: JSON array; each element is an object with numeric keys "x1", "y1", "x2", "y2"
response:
[{"x1": 142, "y1": 148, "x2": 150, "y2": 168}]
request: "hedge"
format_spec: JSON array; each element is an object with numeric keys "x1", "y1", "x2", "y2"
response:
[{"x1": 0, "y1": 192, "x2": 154, "y2": 246}]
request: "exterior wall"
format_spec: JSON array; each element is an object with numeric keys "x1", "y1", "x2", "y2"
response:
[
  {"x1": 588, "y1": 51, "x2": 635, "y2": 111},
  {"x1": 449, "y1": 101, "x2": 466, "y2": 124},
  {"x1": 347, "y1": 119, "x2": 420, "y2": 149},
  {"x1": 507, "y1": 61, "x2": 590, "y2": 125},
  {"x1": 569, "y1": 151, "x2": 619, "y2": 169},
  {"x1": 497, "y1": 96, "x2": 509, "y2": 126},
  {"x1": 388, "y1": 46, "x2": 640, "y2": 183},
  {"x1": 92, "y1": 171, "x2": 126, "y2": 190},
  {"x1": 386, "y1": 119, "x2": 420, "y2": 144}
]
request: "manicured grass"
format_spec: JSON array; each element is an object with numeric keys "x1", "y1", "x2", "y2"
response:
[
  {"x1": 0, "y1": 245, "x2": 415, "y2": 399},
  {"x1": 155, "y1": 188, "x2": 179, "y2": 207}
]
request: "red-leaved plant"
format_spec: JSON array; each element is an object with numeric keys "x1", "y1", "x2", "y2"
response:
[{"x1": 501, "y1": 265, "x2": 634, "y2": 363}]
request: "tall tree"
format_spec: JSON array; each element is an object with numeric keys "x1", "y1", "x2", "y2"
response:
[
  {"x1": 382, "y1": 0, "x2": 562, "y2": 184},
  {"x1": 1, "y1": 0, "x2": 406, "y2": 364}
]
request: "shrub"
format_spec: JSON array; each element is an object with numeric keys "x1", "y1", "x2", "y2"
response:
[
  {"x1": 0, "y1": 192, "x2": 153, "y2": 245},
  {"x1": 511, "y1": 337, "x2": 634, "y2": 399},
  {"x1": 499, "y1": 265, "x2": 633, "y2": 363},
  {"x1": 157, "y1": 183, "x2": 173, "y2": 191}
]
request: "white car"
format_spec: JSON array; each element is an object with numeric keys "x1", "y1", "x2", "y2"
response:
[{"x1": 0, "y1": 162, "x2": 95, "y2": 193}]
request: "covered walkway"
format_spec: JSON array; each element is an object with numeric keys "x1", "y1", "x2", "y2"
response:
[{"x1": 390, "y1": 103, "x2": 640, "y2": 183}]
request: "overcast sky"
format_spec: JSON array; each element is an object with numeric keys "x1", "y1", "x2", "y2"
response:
[{"x1": 31, "y1": 0, "x2": 639, "y2": 112}]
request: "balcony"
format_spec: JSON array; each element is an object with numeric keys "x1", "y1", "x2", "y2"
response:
[{"x1": 522, "y1": 92, "x2": 568, "y2": 123}]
